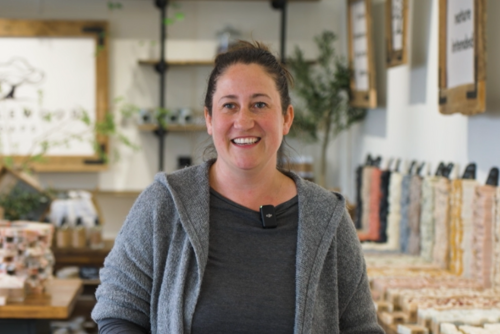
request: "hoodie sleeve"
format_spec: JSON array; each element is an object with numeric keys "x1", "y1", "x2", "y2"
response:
[
  {"x1": 336, "y1": 210, "x2": 384, "y2": 334},
  {"x1": 91, "y1": 183, "x2": 161, "y2": 331}
]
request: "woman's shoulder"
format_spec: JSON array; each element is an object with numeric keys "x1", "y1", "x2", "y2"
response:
[
  {"x1": 153, "y1": 160, "x2": 212, "y2": 192},
  {"x1": 287, "y1": 171, "x2": 346, "y2": 208}
]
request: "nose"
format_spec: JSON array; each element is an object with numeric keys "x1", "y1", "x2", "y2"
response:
[{"x1": 233, "y1": 107, "x2": 255, "y2": 130}]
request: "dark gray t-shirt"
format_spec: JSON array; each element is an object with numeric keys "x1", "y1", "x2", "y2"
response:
[
  {"x1": 97, "y1": 189, "x2": 298, "y2": 334},
  {"x1": 191, "y1": 189, "x2": 299, "y2": 334}
]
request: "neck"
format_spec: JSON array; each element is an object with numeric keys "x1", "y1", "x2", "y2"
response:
[{"x1": 209, "y1": 160, "x2": 296, "y2": 211}]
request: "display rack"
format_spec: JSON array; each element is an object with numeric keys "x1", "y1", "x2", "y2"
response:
[{"x1": 149, "y1": 0, "x2": 318, "y2": 172}]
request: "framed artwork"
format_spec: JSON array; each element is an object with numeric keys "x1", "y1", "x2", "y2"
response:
[
  {"x1": 347, "y1": 0, "x2": 377, "y2": 109},
  {"x1": 0, "y1": 19, "x2": 109, "y2": 172},
  {"x1": 438, "y1": 0, "x2": 486, "y2": 115},
  {"x1": 385, "y1": 0, "x2": 408, "y2": 67}
]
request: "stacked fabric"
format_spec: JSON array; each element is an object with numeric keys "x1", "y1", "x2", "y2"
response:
[
  {"x1": 419, "y1": 176, "x2": 438, "y2": 262},
  {"x1": 471, "y1": 185, "x2": 496, "y2": 288},
  {"x1": 461, "y1": 180, "x2": 479, "y2": 278},
  {"x1": 433, "y1": 177, "x2": 452, "y2": 269},
  {"x1": 408, "y1": 174, "x2": 423, "y2": 255},
  {"x1": 0, "y1": 221, "x2": 54, "y2": 294}
]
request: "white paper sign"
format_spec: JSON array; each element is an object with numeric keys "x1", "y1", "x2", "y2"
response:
[
  {"x1": 0, "y1": 38, "x2": 96, "y2": 156},
  {"x1": 446, "y1": 0, "x2": 475, "y2": 89},
  {"x1": 351, "y1": 0, "x2": 369, "y2": 91},
  {"x1": 392, "y1": 0, "x2": 404, "y2": 51}
]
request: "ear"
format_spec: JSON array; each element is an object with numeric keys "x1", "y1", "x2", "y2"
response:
[
  {"x1": 282, "y1": 105, "x2": 294, "y2": 135},
  {"x1": 204, "y1": 107, "x2": 213, "y2": 136}
]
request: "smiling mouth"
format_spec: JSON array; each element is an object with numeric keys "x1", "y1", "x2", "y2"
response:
[{"x1": 231, "y1": 137, "x2": 261, "y2": 145}]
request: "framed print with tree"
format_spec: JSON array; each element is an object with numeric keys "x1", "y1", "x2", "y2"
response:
[
  {"x1": 347, "y1": 0, "x2": 377, "y2": 109},
  {"x1": 439, "y1": 0, "x2": 486, "y2": 115},
  {"x1": 0, "y1": 19, "x2": 109, "y2": 172},
  {"x1": 385, "y1": 0, "x2": 408, "y2": 67}
]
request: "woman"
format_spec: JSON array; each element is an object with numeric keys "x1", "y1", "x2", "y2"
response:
[{"x1": 92, "y1": 41, "x2": 383, "y2": 334}]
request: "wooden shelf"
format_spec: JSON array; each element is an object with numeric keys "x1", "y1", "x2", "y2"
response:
[
  {"x1": 138, "y1": 124, "x2": 207, "y2": 132},
  {"x1": 52, "y1": 239, "x2": 114, "y2": 272},
  {"x1": 138, "y1": 59, "x2": 213, "y2": 66}
]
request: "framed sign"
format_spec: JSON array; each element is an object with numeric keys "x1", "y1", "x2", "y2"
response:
[
  {"x1": 347, "y1": 0, "x2": 377, "y2": 109},
  {"x1": 385, "y1": 0, "x2": 408, "y2": 67},
  {"x1": 0, "y1": 19, "x2": 109, "y2": 172},
  {"x1": 438, "y1": 0, "x2": 486, "y2": 115}
]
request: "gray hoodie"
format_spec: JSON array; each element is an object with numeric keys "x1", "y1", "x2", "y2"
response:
[{"x1": 91, "y1": 160, "x2": 383, "y2": 334}]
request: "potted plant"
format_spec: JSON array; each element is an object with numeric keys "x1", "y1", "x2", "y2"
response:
[{"x1": 287, "y1": 31, "x2": 367, "y2": 188}]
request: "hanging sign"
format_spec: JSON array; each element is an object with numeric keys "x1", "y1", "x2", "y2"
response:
[
  {"x1": 385, "y1": 0, "x2": 408, "y2": 67},
  {"x1": 0, "y1": 19, "x2": 109, "y2": 172},
  {"x1": 439, "y1": 0, "x2": 486, "y2": 115},
  {"x1": 347, "y1": 0, "x2": 377, "y2": 108}
]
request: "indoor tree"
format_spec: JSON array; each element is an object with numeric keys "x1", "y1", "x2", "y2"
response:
[{"x1": 287, "y1": 31, "x2": 367, "y2": 188}]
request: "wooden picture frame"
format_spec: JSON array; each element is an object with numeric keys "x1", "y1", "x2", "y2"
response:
[
  {"x1": 347, "y1": 0, "x2": 377, "y2": 109},
  {"x1": 0, "y1": 19, "x2": 109, "y2": 172},
  {"x1": 385, "y1": 0, "x2": 408, "y2": 67},
  {"x1": 438, "y1": 0, "x2": 486, "y2": 115}
]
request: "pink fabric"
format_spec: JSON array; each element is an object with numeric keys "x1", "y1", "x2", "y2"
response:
[{"x1": 359, "y1": 168, "x2": 382, "y2": 241}]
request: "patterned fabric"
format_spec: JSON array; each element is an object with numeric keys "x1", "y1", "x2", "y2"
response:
[
  {"x1": 494, "y1": 188, "x2": 500, "y2": 289},
  {"x1": 360, "y1": 167, "x2": 374, "y2": 235},
  {"x1": 433, "y1": 177, "x2": 451, "y2": 269},
  {"x1": 472, "y1": 185, "x2": 496, "y2": 288},
  {"x1": 461, "y1": 180, "x2": 478, "y2": 278},
  {"x1": 399, "y1": 175, "x2": 412, "y2": 253},
  {"x1": 358, "y1": 168, "x2": 382, "y2": 241},
  {"x1": 362, "y1": 172, "x2": 403, "y2": 251},
  {"x1": 354, "y1": 166, "x2": 363, "y2": 230},
  {"x1": 449, "y1": 179, "x2": 463, "y2": 275},
  {"x1": 378, "y1": 171, "x2": 392, "y2": 243},
  {"x1": 420, "y1": 176, "x2": 438, "y2": 262},
  {"x1": 407, "y1": 175, "x2": 422, "y2": 255}
]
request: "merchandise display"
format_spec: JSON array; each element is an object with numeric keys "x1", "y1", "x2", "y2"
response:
[
  {"x1": 357, "y1": 158, "x2": 500, "y2": 332},
  {"x1": 0, "y1": 221, "x2": 55, "y2": 299}
]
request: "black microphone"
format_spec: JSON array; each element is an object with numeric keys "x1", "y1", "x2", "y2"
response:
[{"x1": 260, "y1": 205, "x2": 277, "y2": 229}]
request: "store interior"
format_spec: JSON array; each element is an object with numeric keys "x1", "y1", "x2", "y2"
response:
[{"x1": 1, "y1": 0, "x2": 500, "y2": 333}]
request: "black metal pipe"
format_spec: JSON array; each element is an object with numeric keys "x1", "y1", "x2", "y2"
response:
[
  {"x1": 280, "y1": 0, "x2": 287, "y2": 64},
  {"x1": 155, "y1": 0, "x2": 168, "y2": 171},
  {"x1": 271, "y1": 0, "x2": 288, "y2": 63}
]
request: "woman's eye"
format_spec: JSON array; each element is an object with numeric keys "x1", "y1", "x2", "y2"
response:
[
  {"x1": 254, "y1": 102, "x2": 267, "y2": 108},
  {"x1": 223, "y1": 103, "x2": 235, "y2": 109}
]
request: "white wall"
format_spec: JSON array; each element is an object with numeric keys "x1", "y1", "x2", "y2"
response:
[
  {"x1": 3, "y1": 0, "x2": 500, "y2": 209},
  {"x1": 1, "y1": 0, "x2": 344, "y2": 194},
  {"x1": 345, "y1": 0, "x2": 500, "y2": 202}
]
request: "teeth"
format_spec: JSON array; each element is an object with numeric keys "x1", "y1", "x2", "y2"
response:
[{"x1": 233, "y1": 137, "x2": 258, "y2": 144}]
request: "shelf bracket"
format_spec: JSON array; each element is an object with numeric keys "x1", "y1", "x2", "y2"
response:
[{"x1": 270, "y1": 0, "x2": 288, "y2": 63}]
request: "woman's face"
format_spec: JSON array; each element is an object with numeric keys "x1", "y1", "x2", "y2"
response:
[{"x1": 204, "y1": 63, "x2": 294, "y2": 174}]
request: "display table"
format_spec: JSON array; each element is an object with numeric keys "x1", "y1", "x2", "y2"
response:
[{"x1": 0, "y1": 279, "x2": 83, "y2": 334}]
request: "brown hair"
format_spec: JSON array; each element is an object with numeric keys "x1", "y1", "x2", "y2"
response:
[{"x1": 204, "y1": 40, "x2": 293, "y2": 115}]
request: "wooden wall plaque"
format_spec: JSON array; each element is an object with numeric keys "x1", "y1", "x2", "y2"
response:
[
  {"x1": 0, "y1": 19, "x2": 109, "y2": 172},
  {"x1": 438, "y1": 0, "x2": 486, "y2": 115},
  {"x1": 385, "y1": 0, "x2": 408, "y2": 67},
  {"x1": 347, "y1": 0, "x2": 377, "y2": 109}
]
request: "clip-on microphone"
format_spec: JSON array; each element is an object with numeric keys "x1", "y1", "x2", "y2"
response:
[{"x1": 260, "y1": 205, "x2": 277, "y2": 229}]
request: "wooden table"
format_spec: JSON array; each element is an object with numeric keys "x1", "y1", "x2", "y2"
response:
[{"x1": 0, "y1": 279, "x2": 83, "y2": 334}]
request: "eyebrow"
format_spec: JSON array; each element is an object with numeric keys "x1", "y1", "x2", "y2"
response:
[{"x1": 218, "y1": 93, "x2": 271, "y2": 102}]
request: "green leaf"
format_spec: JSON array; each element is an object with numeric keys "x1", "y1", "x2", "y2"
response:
[
  {"x1": 175, "y1": 12, "x2": 185, "y2": 21},
  {"x1": 80, "y1": 109, "x2": 91, "y2": 126},
  {"x1": 3, "y1": 156, "x2": 14, "y2": 168},
  {"x1": 164, "y1": 18, "x2": 174, "y2": 26}
]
